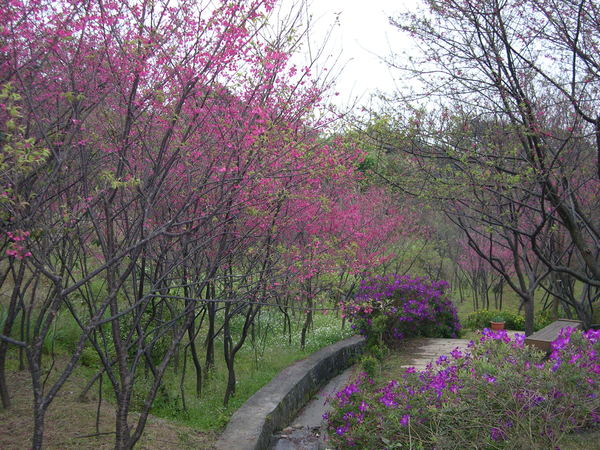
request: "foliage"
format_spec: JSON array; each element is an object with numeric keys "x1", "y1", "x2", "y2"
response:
[
  {"x1": 326, "y1": 328, "x2": 600, "y2": 449},
  {"x1": 342, "y1": 275, "x2": 461, "y2": 348},
  {"x1": 360, "y1": 355, "x2": 379, "y2": 379}
]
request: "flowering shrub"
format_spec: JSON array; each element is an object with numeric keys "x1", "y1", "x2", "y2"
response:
[
  {"x1": 326, "y1": 328, "x2": 600, "y2": 449},
  {"x1": 342, "y1": 275, "x2": 461, "y2": 347}
]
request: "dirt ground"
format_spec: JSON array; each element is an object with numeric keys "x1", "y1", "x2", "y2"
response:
[{"x1": 0, "y1": 368, "x2": 217, "y2": 449}]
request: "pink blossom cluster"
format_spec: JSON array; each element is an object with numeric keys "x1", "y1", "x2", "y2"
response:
[{"x1": 5, "y1": 230, "x2": 32, "y2": 259}]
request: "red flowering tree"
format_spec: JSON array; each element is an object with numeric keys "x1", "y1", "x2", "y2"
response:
[{"x1": 0, "y1": 0, "x2": 413, "y2": 447}]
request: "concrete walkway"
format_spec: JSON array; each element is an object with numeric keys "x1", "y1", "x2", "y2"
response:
[
  {"x1": 395, "y1": 337, "x2": 471, "y2": 370},
  {"x1": 270, "y1": 337, "x2": 472, "y2": 449}
]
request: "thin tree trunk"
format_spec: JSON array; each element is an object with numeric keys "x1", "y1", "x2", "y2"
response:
[
  {"x1": 205, "y1": 283, "x2": 216, "y2": 373},
  {"x1": 0, "y1": 262, "x2": 25, "y2": 409},
  {"x1": 523, "y1": 293, "x2": 534, "y2": 336},
  {"x1": 300, "y1": 299, "x2": 313, "y2": 349},
  {"x1": 32, "y1": 403, "x2": 46, "y2": 450},
  {"x1": 187, "y1": 319, "x2": 202, "y2": 398},
  {"x1": 222, "y1": 303, "x2": 234, "y2": 406},
  {"x1": 115, "y1": 391, "x2": 132, "y2": 450},
  {"x1": 30, "y1": 353, "x2": 45, "y2": 450}
]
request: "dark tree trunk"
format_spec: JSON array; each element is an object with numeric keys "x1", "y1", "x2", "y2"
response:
[
  {"x1": 300, "y1": 298, "x2": 313, "y2": 349},
  {"x1": 222, "y1": 303, "x2": 235, "y2": 406},
  {"x1": 205, "y1": 283, "x2": 216, "y2": 373},
  {"x1": 223, "y1": 302, "x2": 258, "y2": 406},
  {"x1": 187, "y1": 319, "x2": 202, "y2": 398},
  {"x1": 223, "y1": 339, "x2": 235, "y2": 406},
  {"x1": 523, "y1": 293, "x2": 535, "y2": 336},
  {"x1": 0, "y1": 262, "x2": 25, "y2": 409},
  {"x1": 115, "y1": 392, "x2": 132, "y2": 450},
  {"x1": 30, "y1": 354, "x2": 45, "y2": 450},
  {"x1": 32, "y1": 403, "x2": 46, "y2": 450}
]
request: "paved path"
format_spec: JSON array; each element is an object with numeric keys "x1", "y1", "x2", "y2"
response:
[
  {"x1": 270, "y1": 337, "x2": 471, "y2": 449},
  {"x1": 395, "y1": 337, "x2": 471, "y2": 370},
  {"x1": 272, "y1": 367, "x2": 354, "y2": 450}
]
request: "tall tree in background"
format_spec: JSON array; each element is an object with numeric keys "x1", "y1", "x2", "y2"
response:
[{"x1": 372, "y1": 0, "x2": 599, "y2": 331}]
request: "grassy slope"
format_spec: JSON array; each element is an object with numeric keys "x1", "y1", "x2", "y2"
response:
[{"x1": 150, "y1": 311, "x2": 352, "y2": 429}]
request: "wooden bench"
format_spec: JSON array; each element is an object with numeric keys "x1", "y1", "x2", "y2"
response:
[{"x1": 524, "y1": 319, "x2": 583, "y2": 353}]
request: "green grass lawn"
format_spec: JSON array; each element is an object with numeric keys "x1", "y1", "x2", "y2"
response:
[{"x1": 148, "y1": 310, "x2": 352, "y2": 430}]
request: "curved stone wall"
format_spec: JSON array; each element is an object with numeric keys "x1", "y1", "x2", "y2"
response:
[{"x1": 216, "y1": 335, "x2": 365, "y2": 450}]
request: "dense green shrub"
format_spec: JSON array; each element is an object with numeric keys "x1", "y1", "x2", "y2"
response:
[
  {"x1": 360, "y1": 355, "x2": 378, "y2": 378},
  {"x1": 464, "y1": 308, "x2": 554, "y2": 331},
  {"x1": 80, "y1": 345, "x2": 101, "y2": 368}
]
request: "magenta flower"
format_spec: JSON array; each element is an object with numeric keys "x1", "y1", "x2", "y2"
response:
[
  {"x1": 484, "y1": 374, "x2": 496, "y2": 383},
  {"x1": 490, "y1": 427, "x2": 506, "y2": 441},
  {"x1": 450, "y1": 347, "x2": 463, "y2": 359}
]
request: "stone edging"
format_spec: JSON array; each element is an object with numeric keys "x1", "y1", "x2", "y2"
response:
[{"x1": 215, "y1": 335, "x2": 365, "y2": 450}]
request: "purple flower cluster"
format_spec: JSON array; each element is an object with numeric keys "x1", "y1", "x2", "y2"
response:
[
  {"x1": 342, "y1": 275, "x2": 461, "y2": 346},
  {"x1": 548, "y1": 327, "x2": 600, "y2": 378},
  {"x1": 326, "y1": 328, "x2": 600, "y2": 448},
  {"x1": 325, "y1": 373, "x2": 373, "y2": 437}
]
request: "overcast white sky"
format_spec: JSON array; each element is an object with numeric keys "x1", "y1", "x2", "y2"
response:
[{"x1": 280, "y1": 0, "x2": 422, "y2": 109}]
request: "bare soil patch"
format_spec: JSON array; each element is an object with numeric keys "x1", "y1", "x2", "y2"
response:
[{"x1": 0, "y1": 367, "x2": 216, "y2": 449}]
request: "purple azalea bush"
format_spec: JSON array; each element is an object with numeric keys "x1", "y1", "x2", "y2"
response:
[
  {"x1": 342, "y1": 275, "x2": 461, "y2": 347},
  {"x1": 326, "y1": 328, "x2": 600, "y2": 449}
]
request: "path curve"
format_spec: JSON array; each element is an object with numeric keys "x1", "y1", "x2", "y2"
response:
[{"x1": 271, "y1": 337, "x2": 472, "y2": 449}]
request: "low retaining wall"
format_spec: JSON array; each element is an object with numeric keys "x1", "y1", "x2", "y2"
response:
[{"x1": 216, "y1": 335, "x2": 365, "y2": 450}]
